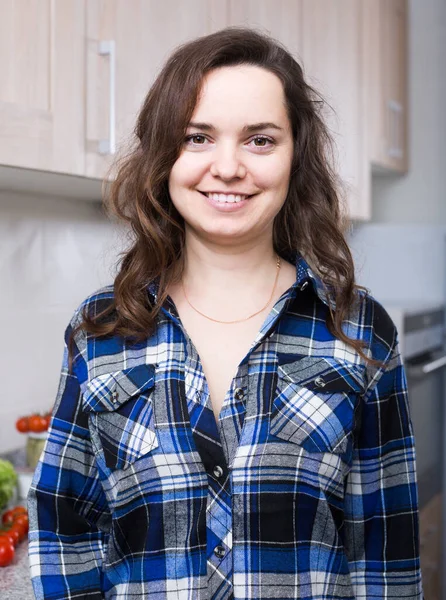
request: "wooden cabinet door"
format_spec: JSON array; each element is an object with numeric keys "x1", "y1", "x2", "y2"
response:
[
  {"x1": 382, "y1": 0, "x2": 408, "y2": 172},
  {"x1": 85, "y1": 0, "x2": 228, "y2": 180},
  {"x1": 363, "y1": 0, "x2": 385, "y2": 168},
  {"x1": 364, "y1": 0, "x2": 408, "y2": 173},
  {"x1": 228, "y1": 0, "x2": 303, "y2": 61},
  {"x1": 300, "y1": 0, "x2": 369, "y2": 221},
  {"x1": 0, "y1": 0, "x2": 85, "y2": 175}
]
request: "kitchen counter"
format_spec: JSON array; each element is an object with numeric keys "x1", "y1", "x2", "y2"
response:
[
  {"x1": 0, "y1": 539, "x2": 34, "y2": 599},
  {"x1": 0, "y1": 446, "x2": 34, "y2": 598}
]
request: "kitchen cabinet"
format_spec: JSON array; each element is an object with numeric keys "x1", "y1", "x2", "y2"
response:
[
  {"x1": 0, "y1": 0, "x2": 409, "y2": 209},
  {"x1": 300, "y1": 0, "x2": 369, "y2": 220},
  {"x1": 228, "y1": 0, "x2": 303, "y2": 61},
  {"x1": 0, "y1": 0, "x2": 85, "y2": 175},
  {"x1": 85, "y1": 0, "x2": 228, "y2": 180},
  {"x1": 364, "y1": 0, "x2": 409, "y2": 173}
]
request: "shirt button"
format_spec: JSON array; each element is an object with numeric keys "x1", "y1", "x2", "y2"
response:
[
  {"x1": 213, "y1": 465, "x2": 224, "y2": 478},
  {"x1": 111, "y1": 390, "x2": 119, "y2": 404},
  {"x1": 314, "y1": 376, "x2": 326, "y2": 388},
  {"x1": 234, "y1": 387, "x2": 244, "y2": 401},
  {"x1": 214, "y1": 545, "x2": 226, "y2": 559},
  {"x1": 299, "y1": 280, "x2": 309, "y2": 291},
  {"x1": 195, "y1": 391, "x2": 202, "y2": 401}
]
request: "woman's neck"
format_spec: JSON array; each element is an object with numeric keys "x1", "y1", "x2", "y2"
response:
[{"x1": 180, "y1": 241, "x2": 279, "y2": 294}]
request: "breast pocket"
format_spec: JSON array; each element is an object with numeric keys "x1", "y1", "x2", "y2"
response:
[
  {"x1": 270, "y1": 356, "x2": 365, "y2": 459},
  {"x1": 82, "y1": 363, "x2": 158, "y2": 471}
]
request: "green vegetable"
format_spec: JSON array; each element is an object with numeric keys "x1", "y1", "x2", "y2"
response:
[{"x1": 0, "y1": 459, "x2": 17, "y2": 512}]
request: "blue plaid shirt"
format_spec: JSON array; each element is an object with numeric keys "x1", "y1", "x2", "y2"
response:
[{"x1": 28, "y1": 250, "x2": 423, "y2": 599}]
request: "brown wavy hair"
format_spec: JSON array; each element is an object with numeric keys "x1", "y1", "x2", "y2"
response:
[{"x1": 70, "y1": 26, "x2": 382, "y2": 370}]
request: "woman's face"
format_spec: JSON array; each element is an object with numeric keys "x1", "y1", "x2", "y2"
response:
[{"x1": 168, "y1": 65, "x2": 294, "y2": 248}]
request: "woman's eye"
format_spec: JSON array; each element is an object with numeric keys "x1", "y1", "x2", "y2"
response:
[
  {"x1": 185, "y1": 134, "x2": 207, "y2": 145},
  {"x1": 251, "y1": 136, "x2": 274, "y2": 148}
]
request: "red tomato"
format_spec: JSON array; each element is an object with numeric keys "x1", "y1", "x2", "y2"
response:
[
  {"x1": 28, "y1": 414, "x2": 47, "y2": 433},
  {"x1": 14, "y1": 515, "x2": 29, "y2": 535},
  {"x1": 43, "y1": 413, "x2": 51, "y2": 429},
  {"x1": 0, "y1": 531, "x2": 15, "y2": 547},
  {"x1": 1, "y1": 511, "x2": 14, "y2": 526},
  {"x1": 2, "y1": 527, "x2": 19, "y2": 546},
  {"x1": 15, "y1": 416, "x2": 29, "y2": 433},
  {"x1": 10, "y1": 506, "x2": 27, "y2": 518},
  {"x1": 0, "y1": 538, "x2": 15, "y2": 567},
  {"x1": 8, "y1": 522, "x2": 26, "y2": 543}
]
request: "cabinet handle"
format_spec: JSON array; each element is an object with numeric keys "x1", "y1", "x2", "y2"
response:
[
  {"x1": 98, "y1": 40, "x2": 116, "y2": 155},
  {"x1": 406, "y1": 354, "x2": 446, "y2": 378},
  {"x1": 387, "y1": 100, "x2": 403, "y2": 160}
]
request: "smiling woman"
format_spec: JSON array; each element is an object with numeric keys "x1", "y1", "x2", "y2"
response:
[
  {"x1": 27, "y1": 26, "x2": 423, "y2": 600},
  {"x1": 168, "y1": 65, "x2": 294, "y2": 240}
]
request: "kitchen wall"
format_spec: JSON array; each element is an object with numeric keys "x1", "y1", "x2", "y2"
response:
[
  {"x1": 0, "y1": 190, "x2": 122, "y2": 453},
  {"x1": 348, "y1": 223, "x2": 446, "y2": 306},
  {"x1": 371, "y1": 0, "x2": 446, "y2": 224}
]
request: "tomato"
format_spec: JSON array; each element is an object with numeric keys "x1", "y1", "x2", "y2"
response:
[
  {"x1": 14, "y1": 515, "x2": 29, "y2": 535},
  {"x1": 9, "y1": 519, "x2": 27, "y2": 541},
  {"x1": 0, "y1": 538, "x2": 15, "y2": 567},
  {"x1": 9, "y1": 524, "x2": 25, "y2": 543},
  {"x1": 1, "y1": 510, "x2": 14, "y2": 526},
  {"x1": 15, "y1": 416, "x2": 29, "y2": 433},
  {"x1": 44, "y1": 413, "x2": 51, "y2": 429},
  {"x1": 2, "y1": 526, "x2": 19, "y2": 546},
  {"x1": 10, "y1": 506, "x2": 27, "y2": 518},
  {"x1": 2, "y1": 507, "x2": 28, "y2": 529},
  {"x1": 0, "y1": 531, "x2": 15, "y2": 547},
  {"x1": 28, "y1": 414, "x2": 48, "y2": 433}
]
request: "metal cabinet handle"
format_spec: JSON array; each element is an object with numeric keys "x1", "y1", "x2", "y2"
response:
[
  {"x1": 407, "y1": 354, "x2": 446, "y2": 378},
  {"x1": 387, "y1": 99, "x2": 403, "y2": 160},
  {"x1": 421, "y1": 354, "x2": 446, "y2": 374},
  {"x1": 98, "y1": 40, "x2": 116, "y2": 155}
]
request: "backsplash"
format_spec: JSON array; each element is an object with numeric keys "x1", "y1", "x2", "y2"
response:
[
  {"x1": 0, "y1": 190, "x2": 123, "y2": 453},
  {"x1": 347, "y1": 223, "x2": 446, "y2": 306}
]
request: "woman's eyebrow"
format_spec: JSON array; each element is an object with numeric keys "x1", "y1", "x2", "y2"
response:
[{"x1": 187, "y1": 121, "x2": 284, "y2": 133}]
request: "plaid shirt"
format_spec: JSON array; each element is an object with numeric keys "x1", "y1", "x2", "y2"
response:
[{"x1": 28, "y1": 250, "x2": 423, "y2": 599}]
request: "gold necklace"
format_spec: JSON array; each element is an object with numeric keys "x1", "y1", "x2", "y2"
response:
[{"x1": 181, "y1": 255, "x2": 281, "y2": 324}]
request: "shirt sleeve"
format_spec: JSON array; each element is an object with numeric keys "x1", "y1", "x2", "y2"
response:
[
  {"x1": 343, "y1": 333, "x2": 424, "y2": 599},
  {"x1": 27, "y1": 316, "x2": 111, "y2": 600}
]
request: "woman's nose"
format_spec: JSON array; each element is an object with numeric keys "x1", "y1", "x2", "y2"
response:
[{"x1": 209, "y1": 144, "x2": 247, "y2": 179}]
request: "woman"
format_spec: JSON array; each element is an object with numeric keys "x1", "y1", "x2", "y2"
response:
[{"x1": 28, "y1": 27, "x2": 423, "y2": 599}]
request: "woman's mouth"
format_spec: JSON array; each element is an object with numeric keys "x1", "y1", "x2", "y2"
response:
[
  {"x1": 198, "y1": 191, "x2": 254, "y2": 212},
  {"x1": 200, "y1": 191, "x2": 253, "y2": 203}
]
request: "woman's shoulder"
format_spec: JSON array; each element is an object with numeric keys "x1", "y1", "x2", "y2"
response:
[
  {"x1": 353, "y1": 289, "x2": 399, "y2": 371},
  {"x1": 68, "y1": 283, "x2": 116, "y2": 330}
]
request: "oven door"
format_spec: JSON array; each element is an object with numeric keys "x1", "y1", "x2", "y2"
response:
[
  {"x1": 406, "y1": 349, "x2": 446, "y2": 507},
  {"x1": 405, "y1": 349, "x2": 446, "y2": 599}
]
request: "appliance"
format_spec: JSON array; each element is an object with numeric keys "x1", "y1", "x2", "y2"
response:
[
  {"x1": 384, "y1": 302, "x2": 446, "y2": 599},
  {"x1": 348, "y1": 224, "x2": 446, "y2": 599},
  {"x1": 385, "y1": 303, "x2": 445, "y2": 507}
]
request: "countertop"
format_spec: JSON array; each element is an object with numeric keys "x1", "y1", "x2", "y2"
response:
[
  {"x1": 0, "y1": 540, "x2": 34, "y2": 599},
  {"x1": 0, "y1": 446, "x2": 34, "y2": 599}
]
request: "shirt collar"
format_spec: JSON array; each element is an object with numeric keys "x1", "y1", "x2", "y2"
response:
[
  {"x1": 147, "y1": 250, "x2": 335, "y2": 311},
  {"x1": 291, "y1": 249, "x2": 335, "y2": 311}
]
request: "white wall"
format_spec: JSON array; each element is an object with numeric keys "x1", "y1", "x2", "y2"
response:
[
  {"x1": 371, "y1": 0, "x2": 446, "y2": 223},
  {"x1": 0, "y1": 190, "x2": 123, "y2": 453},
  {"x1": 348, "y1": 223, "x2": 446, "y2": 306}
]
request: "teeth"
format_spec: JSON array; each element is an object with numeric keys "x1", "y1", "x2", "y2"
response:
[{"x1": 206, "y1": 193, "x2": 247, "y2": 203}]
